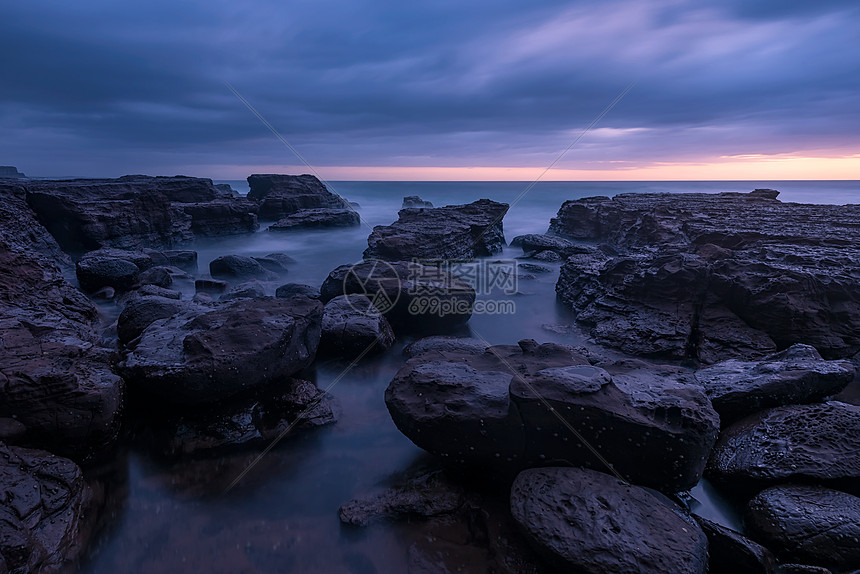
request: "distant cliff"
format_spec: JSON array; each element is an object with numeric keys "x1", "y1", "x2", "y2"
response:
[{"x1": 0, "y1": 166, "x2": 26, "y2": 178}]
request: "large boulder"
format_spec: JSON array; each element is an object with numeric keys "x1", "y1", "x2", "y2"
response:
[
  {"x1": 746, "y1": 485, "x2": 860, "y2": 570},
  {"x1": 0, "y1": 185, "x2": 123, "y2": 457},
  {"x1": 320, "y1": 260, "x2": 476, "y2": 333},
  {"x1": 552, "y1": 191, "x2": 860, "y2": 362},
  {"x1": 385, "y1": 340, "x2": 720, "y2": 492},
  {"x1": 694, "y1": 344, "x2": 854, "y2": 424},
  {"x1": 268, "y1": 208, "x2": 360, "y2": 230},
  {"x1": 364, "y1": 199, "x2": 509, "y2": 260},
  {"x1": 118, "y1": 297, "x2": 322, "y2": 403},
  {"x1": 23, "y1": 175, "x2": 258, "y2": 253},
  {"x1": 510, "y1": 467, "x2": 709, "y2": 574},
  {"x1": 319, "y1": 294, "x2": 395, "y2": 357},
  {"x1": 0, "y1": 443, "x2": 97, "y2": 573},
  {"x1": 75, "y1": 254, "x2": 140, "y2": 292},
  {"x1": 707, "y1": 401, "x2": 860, "y2": 489},
  {"x1": 117, "y1": 296, "x2": 192, "y2": 345},
  {"x1": 246, "y1": 174, "x2": 350, "y2": 220},
  {"x1": 209, "y1": 254, "x2": 276, "y2": 281}
]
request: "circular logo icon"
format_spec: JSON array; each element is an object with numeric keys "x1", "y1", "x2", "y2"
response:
[{"x1": 343, "y1": 259, "x2": 402, "y2": 316}]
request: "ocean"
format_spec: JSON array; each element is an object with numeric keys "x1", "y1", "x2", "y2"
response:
[{"x1": 80, "y1": 180, "x2": 859, "y2": 572}]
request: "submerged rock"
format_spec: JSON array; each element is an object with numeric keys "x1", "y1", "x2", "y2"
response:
[
  {"x1": 268, "y1": 208, "x2": 360, "y2": 230},
  {"x1": 746, "y1": 485, "x2": 860, "y2": 570},
  {"x1": 220, "y1": 280, "x2": 267, "y2": 301},
  {"x1": 403, "y1": 336, "x2": 490, "y2": 358},
  {"x1": 252, "y1": 253, "x2": 295, "y2": 274},
  {"x1": 209, "y1": 254, "x2": 276, "y2": 281},
  {"x1": 510, "y1": 467, "x2": 708, "y2": 574},
  {"x1": 364, "y1": 199, "x2": 509, "y2": 260},
  {"x1": 552, "y1": 191, "x2": 860, "y2": 362},
  {"x1": 694, "y1": 344, "x2": 854, "y2": 424},
  {"x1": 118, "y1": 297, "x2": 322, "y2": 403},
  {"x1": 275, "y1": 283, "x2": 320, "y2": 300},
  {"x1": 707, "y1": 401, "x2": 860, "y2": 489},
  {"x1": 385, "y1": 340, "x2": 719, "y2": 491},
  {"x1": 402, "y1": 195, "x2": 433, "y2": 209},
  {"x1": 0, "y1": 443, "x2": 97, "y2": 573},
  {"x1": 247, "y1": 173, "x2": 350, "y2": 220},
  {"x1": 319, "y1": 294, "x2": 395, "y2": 357}
]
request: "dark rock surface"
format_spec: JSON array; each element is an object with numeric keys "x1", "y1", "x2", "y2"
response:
[
  {"x1": 511, "y1": 233, "x2": 577, "y2": 255},
  {"x1": 0, "y1": 166, "x2": 26, "y2": 178},
  {"x1": 246, "y1": 174, "x2": 350, "y2": 220},
  {"x1": 510, "y1": 467, "x2": 708, "y2": 574},
  {"x1": 162, "y1": 249, "x2": 198, "y2": 273},
  {"x1": 117, "y1": 296, "x2": 191, "y2": 346},
  {"x1": 76, "y1": 255, "x2": 140, "y2": 292},
  {"x1": 746, "y1": 485, "x2": 860, "y2": 570},
  {"x1": 0, "y1": 186, "x2": 123, "y2": 457},
  {"x1": 339, "y1": 470, "x2": 465, "y2": 527},
  {"x1": 694, "y1": 515, "x2": 776, "y2": 574},
  {"x1": 385, "y1": 340, "x2": 719, "y2": 491},
  {"x1": 402, "y1": 195, "x2": 433, "y2": 209},
  {"x1": 142, "y1": 378, "x2": 338, "y2": 457},
  {"x1": 209, "y1": 254, "x2": 276, "y2": 281},
  {"x1": 252, "y1": 253, "x2": 295, "y2": 274},
  {"x1": 23, "y1": 175, "x2": 259, "y2": 253},
  {"x1": 552, "y1": 191, "x2": 860, "y2": 362},
  {"x1": 707, "y1": 401, "x2": 860, "y2": 489},
  {"x1": 118, "y1": 297, "x2": 322, "y2": 403},
  {"x1": 268, "y1": 208, "x2": 360, "y2": 230},
  {"x1": 275, "y1": 283, "x2": 320, "y2": 300},
  {"x1": 195, "y1": 278, "x2": 228, "y2": 295},
  {"x1": 320, "y1": 294, "x2": 395, "y2": 357},
  {"x1": 220, "y1": 280, "x2": 267, "y2": 301},
  {"x1": 0, "y1": 443, "x2": 96, "y2": 573},
  {"x1": 320, "y1": 260, "x2": 476, "y2": 333},
  {"x1": 694, "y1": 344, "x2": 854, "y2": 424},
  {"x1": 403, "y1": 336, "x2": 490, "y2": 358},
  {"x1": 364, "y1": 199, "x2": 509, "y2": 260}
]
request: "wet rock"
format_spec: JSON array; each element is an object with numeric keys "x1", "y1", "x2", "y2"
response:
[
  {"x1": 0, "y1": 166, "x2": 26, "y2": 179},
  {"x1": 209, "y1": 254, "x2": 276, "y2": 281},
  {"x1": 528, "y1": 250, "x2": 561, "y2": 262},
  {"x1": 117, "y1": 296, "x2": 191, "y2": 346},
  {"x1": 0, "y1": 443, "x2": 96, "y2": 573},
  {"x1": 268, "y1": 208, "x2": 360, "y2": 230},
  {"x1": 146, "y1": 379, "x2": 338, "y2": 457},
  {"x1": 386, "y1": 341, "x2": 719, "y2": 491},
  {"x1": 510, "y1": 234, "x2": 576, "y2": 255},
  {"x1": 80, "y1": 247, "x2": 158, "y2": 271},
  {"x1": 510, "y1": 467, "x2": 708, "y2": 574},
  {"x1": 339, "y1": 470, "x2": 465, "y2": 527},
  {"x1": 402, "y1": 196, "x2": 433, "y2": 209},
  {"x1": 403, "y1": 336, "x2": 490, "y2": 358},
  {"x1": 23, "y1": 175, "x2": 258, "y2": 253},
  {"x1": 552, "y1": 191, "x2": 860, "y2": 361},
  {"x1": 777, "y1": 565, "x2": 832, "y2": 574},
  {"x1": 135, "y1": 265, "x2": 173, "y2": 288},
  {"x1": 214, "y1": 183, "x2": 239, "y2": 197},
  {"x1": 247, "y1": 174, "x2": 350, "y2": 220},
  {"x1": 76, "y1": 255, "x2": 140, "y2": 292},
  {"x1": 364, "y1": 199, "x2": 509, "y2": 260},
  {"x1": 275, "y1": 283, "x2": 320, "y2": 300},
  {"x1": 707, "y1": 402, "x2": 860, "y2": 489},
  {"x1": 162, "y1": 249, "x2": 198, "y2": 273},
  {"x1": 252, "y1": 253, "x2": 295, "y2": 274},
  {"x1": 746, "y1": 485, "x2": 860, "y2": 570},
  {"x1": 694, "y1": 344, "x2": 855, "y2": 424},
  {"x1": 320, "y1": 260, "x2": 476, "y2": 333},
  {"x1": 195, "y1": 278, "x2": 229, "y2": 295},
  {"x1": 118, "y1": 297, "x2": 322, "y2": 403},
  {"x1": 220, "y1": 280, "x2": 267, "y2": 301},
  {"x1": 127, "y1": 284, "x2": 181, "y2": 300},
  {"x1": 693, "y1": 515, "x2": 776, "y2": 574},
  {"x1": 516, "y1": 262, "x2": 552, "y2": 274},
  {"x1": 0, "y1": 418, "x2": 26, "y2": 443},
  {"x1": 320, "y1": 294, "x2": 395, "y2": 357}
]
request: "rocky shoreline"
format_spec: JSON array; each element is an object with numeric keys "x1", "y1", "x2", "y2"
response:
[{"x1": 1, "y1": 175, "x2": 858, "y2": 572}]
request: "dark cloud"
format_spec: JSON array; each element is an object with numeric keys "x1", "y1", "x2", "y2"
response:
[{"x1": 1, "y1": 0, "x2": 858, "y2": 176}]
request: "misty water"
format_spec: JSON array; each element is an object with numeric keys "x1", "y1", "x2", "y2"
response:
[{"x1": 80, "y1": 180, "x2": 860, "y2": 572}]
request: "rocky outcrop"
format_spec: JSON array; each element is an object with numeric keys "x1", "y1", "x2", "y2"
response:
[
  {"x1": 320, "y1": 260, "x2": 476, "y2": 333},
  {"x1": 385, "y1": 340, "x2": 720, "y2": 492},
  {"x1": 694, "y1": 344, "x2": 854, "y2": 424},
  {"x1": 209, "y1": 255, "x2": 276, "y2": 281},
  {"x1": 694, "y1": 515, "x2": 776, "y2": 574},
  {"x1": 707, "y1": 401, "x2": 860, "y2": 489},
  {"x1": 220, "y1": 281, "x2": 266, "y2": 301},
  {"x1": 364, "y1": 199, "x2": 509, "y2": 260},
  {"x1": 117, "y1": 296, "x2": 191, "y2": 346},
  {"x1": 746, "y1": 485, "x2": 860, "y2": 570},
  {"x1": 268, "y1": 208, "x2": 360, "y2": 230},
  {"x1": 402, "y1": 196, "x2": 433, "y2": 209},
  {"x1": 76, "y1": 255, "x2": 140, "y2": 292},
  {"x1": 319, "y1": 294, "x2": 395, "y2": 357},
  {"x1": 552, "y1": 191, "x2": 860, "y2": 362},
  {"x1": 23, "y1": 175, "x2": 258, "y2": 254},
  {"x1": 0, "y1": 185, "x2": 123, "y2": 457},
  {"x1": 275, "y1": 283, "x2": 320, "y2": 300},
  {"x1": 139, "y1": 378, "x2": 338, "y2": 457},
  {"x1": 0, "y1": 166, "x2": 26, "y2": 178},
  {"x1": 118, "y1": 297, "x2": 322, "y2": 403},
  {"x1": 246, "y1": 174, "x2": 350, "y2": 220},
  {"x1": 510, "y1": 467, "x2": 709, "y2": 574},
  {"x1": 0, "y1": 443, "x2": 96, "y2": 573}
]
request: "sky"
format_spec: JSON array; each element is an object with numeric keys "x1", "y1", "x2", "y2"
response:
[{"x1": 1, "y1": 0, "x2": 859, "y2": 180}]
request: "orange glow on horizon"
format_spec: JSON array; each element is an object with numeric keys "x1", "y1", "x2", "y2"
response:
[{"x1": 187, "y1": 153, "x2": 860, "y2": 181}]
